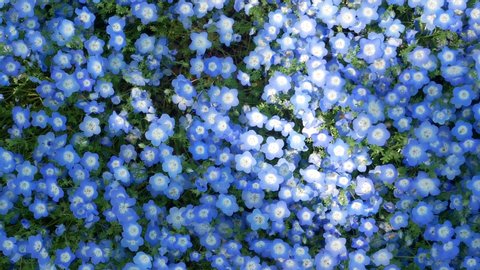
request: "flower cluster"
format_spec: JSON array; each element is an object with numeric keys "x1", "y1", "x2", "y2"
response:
[{"x1": 0, "y1": 0, "x2": 480, "y2": 269}]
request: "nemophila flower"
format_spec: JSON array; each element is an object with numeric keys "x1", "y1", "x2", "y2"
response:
[
  {"x1": 12, "y1": 106, "x2": 30, "y2": 129},
  {"x1": 462, "y1": 256, "x2": 480, "y2": 270},
  {"x1": 434, "y1": 10, "x2": 458, "y2": 30},
  {"x1": 328, "y1": 33, "x2": 349, "y2": 55},
  {"x1": 349, "y1": 249, "x2": 370, "y2": 269},
  {"x1": 133, "y1": 34, "x2": 156, "y2": 56},
  {"x1": 449, "y1": 194, "x2": 463, "y2": 211},
  {"x1": 243, "y1": 51, "x2": 262, "y2": 70},
  {"x1": 359, "y1": 218, "x2": 378, "y2": 237},
  {"x1": 357, "y1": 4, "x2": 378, "y2": 24},
  {"x1": 327, "y1": 139, "x2": 349, "y2": 162},
  {"x1": 355, "y1": 176, "x2": 375, "y2": 199},
  {"x1": 358, "y1": 38, "x2": 383, "y2": 64},
  {"x1": 55, "y1": 145, "x2": 80, "y2": 169},
  {"x1": 189, "y1": 32, "x2": 211, "y2": 55},
  {"x1": 290, "y1": 92, "x2": 311, "y2": 111},
  {"x1": 371, "y1": 249, "x2": 392, "y2": 267},
  {"x1": 109, "y1": 33, "x2": 127, "y2": 51},
  {"x1": 435, "y1": 221, "x2": 454, "y2": 243},
  {"x1": 48, "y1": 112, "x2": 67, "y2": 132},
  {"x1": 0, "y1": 235, "x2": 17, "y2": 257},
  {"x1": 315, "y1": 251, "x2": 338, "y2": 270},
  {"x1": 414, "y1": 172, "x2": 440, "y2": 198},
  {"x1": 327, "y1": 207, "x2": 347, "y2": 226},
  {"x1": 437, "y1": 46, "x2": 458, "y2": 65},
  {"x1": 55, "y1": 247, "x2": 75, "y2": 269},
  {"x1": 14, "y1": 0, "x2": 35, "y2": 18},
  {"x1": 409, "y1": 46, "x2": 432, "y2": 66},
  {"x1": 367, "y1": 123, "x2": 390, "y2": 146},
  {"x1": 402, "y1": 140, "x2": 428, "y2": 166},
  {"x1": 75, "y1": 6, "x2": 95, "y2": 29},
  {"x1": 58, "y1": 19, "x2": 75, "y2": 40},
  {"x1": 12, "y1": 41, "x2": 30, "y2": 59},
  {"x1": 451, "y1": 85, "x2": 476, "y2": 108},
  {"x1": 133, "y1": 251, "x2": 152, "y2": 269},
  {"x1": 132, "y1": 2, "x2": 158, "y2": 24},
  {"x1": 107, "y1": 16, "x2": 125, "y2": 35},
  {"x1": 352, "y1": 113, "x2": 373, "y2": 138},
  {"x1": 337, "y1": 7, "x2": 357, "y2": 29},
  {"x1": 162, "y1": 155, "x2": 182, "y2": 178},
  {"x1": 220, "y1": 57, "x2": 237, "y2": 78},
  {"x1": 239, "y1": 130, "x2": 263, "y2": 151},
  {"x1": 410, "y1": 201, "x2": 434, "y2": 227},
  {"x1": 87, "y1": 56, "x2": 105, "y2": 79},
  {"x1": 247, "y1": 209, "x2": 269, "y2": 231},
  {"x1": 53, "y1": 51, "x2": 73, "y2": 69},
  {"x1": 216, "y1": 194, "x2": 239, "y2": 216},
  {"x1": 55, "y1": 73, "x2": 80, "y2": 98},
  {"x1": 451, "y1": 120, "x2": 472, "y2": 141},
  {"x1": 235, "y1": 151, "x2": 256, "y2": 174},
  {"x1": 29, "y1": 198, "x2": 48, "y2": 219},
  {"x1": 467, "y1": 176, "x2": 480, "y2": 197},
  {"x1": 389, "y1": 211, "x2": 409, "y2": 230},
  {"x1": 145, "y1": 122, "x2": 171, "y2": 146},
  {"x1": 261, "y1": 137, "x2": 284, "y2": 160},
  {"x1": 245, "y1": 108, "x2": 267, "y2": 128},
  {"x1": 204, "y1": 57, "x2": 222, "y2": 77},
  {"x1": 79, "y1": 116, "x2": 101, "y2": 137},
  {"x1": 295, "y1": 15, "x2": 316, "y2": 38},
  {"x1": 85, "y1": 36, "x2": 105, "y2": 56},
  {"x1": 413, "y1": 121, "x2": 438, "y2": 143}
]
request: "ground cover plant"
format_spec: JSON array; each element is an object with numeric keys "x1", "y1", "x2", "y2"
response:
[{"x1": 0, "y1": 0, "x2": 480, "y2": 269}]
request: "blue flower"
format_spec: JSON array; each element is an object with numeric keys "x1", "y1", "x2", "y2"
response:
[
  {"x1": 355, "y1": 176, "x2": 375, "y2": 199},
  {"x1": 389, "y1": 211, "x2": 409, "y2": 230},
  {"x1": 327, "y1": 138, "x2": 350, "y2": 162},
  {"x1": 75, "y1": 6, "x2": 95, "y2": 29},
  {"x1": 371, "y1": 248, "x2": 392, "y2": 267},
  {"x1": 295, "y1": 16, "x2": 316, "y2": 38},
  {"x1": 235, "y1": 151, "x2": 256, "y2": 173},
  {"x1": 451, "y1": 120, "x2": 472, "y2": 141},
  {"x1": 58, "y1": 19, "x2": 75, "y2": 40},
  {"x1": 133, "y1": 252, "x2": 152, "y2": 269},
  {"x1": 337, "y1": 7, "x2": 357, "y2": 29},
  {"x1": 85, "y1": 36, "x2": 105, "y2": 56},
  {"x1": 414, "y1": 171, "x2": 440, "y2": 198},
  {"x1": 243, "y1": 51, "x2": 262, "y2": 70},
  {"x1": 132, "y1": 2, "x2": 158, "y2": 24},
  {"x1": 358, "y1": 38, "x2": 383, "y2": 64},
  {"x1": 54, "y1": 247, "x2": 75, "y2": 269},
  {"x1": 12, "y1": 106, "x2": 30, "y2": 129},
  {"x1": 55, "y1": 145, "x2": 80, "y2": 169},
  {"x1": 367, "y1": 123, "x2": 390, "y2": 146},
  {"x1": 79, "y1": 116, "x2": 101, "y2": 137},
  {"x1": 216, "y1": 194, "x2": 239, "y2": 216},
  {"x1": 162, "y1": 155, "x2": 182, "y2": 178},
  {"x1": 261, "y1": 137, "x2": 284, "y2": 160},
  {"x1": 315, "y1": 251, "x2": 338, "y2": 270},
  {"x1": 402, "y1": 140, "x2": 428, "y2": 166},
  {"x1": 237, "y1": 70, "x2": 251, "y2": 86},
  {"x1": 135, "y1": 33, "x2": 155, "y2": 55},
  {"x1": 246, "y1": 209, "x2": 269, "y2": 231},
  {"x1": 29, "y1": 198, "x2": 49, "y2": 219},
  {"x1": 107, "y1": 16, "x2": 125, "y2": 35},
  {"x1": 349, "y1": 249, "x2": 370, "y2": 269},
  {"x1": 14, "y1": 0, "x2": 35, "y2": 18},
  {"x1": 109, "y1": 33, "x2": 127, "y2": 51},
  {"x1": 145, "y1": 122, "x2": 170, "y2": 146},
  {"x1": 452, "y1": 85, "x2": 476, "y2": 108},
  {"x1": 189, "y1": 32, "x2": 212, "y2": 55}
]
